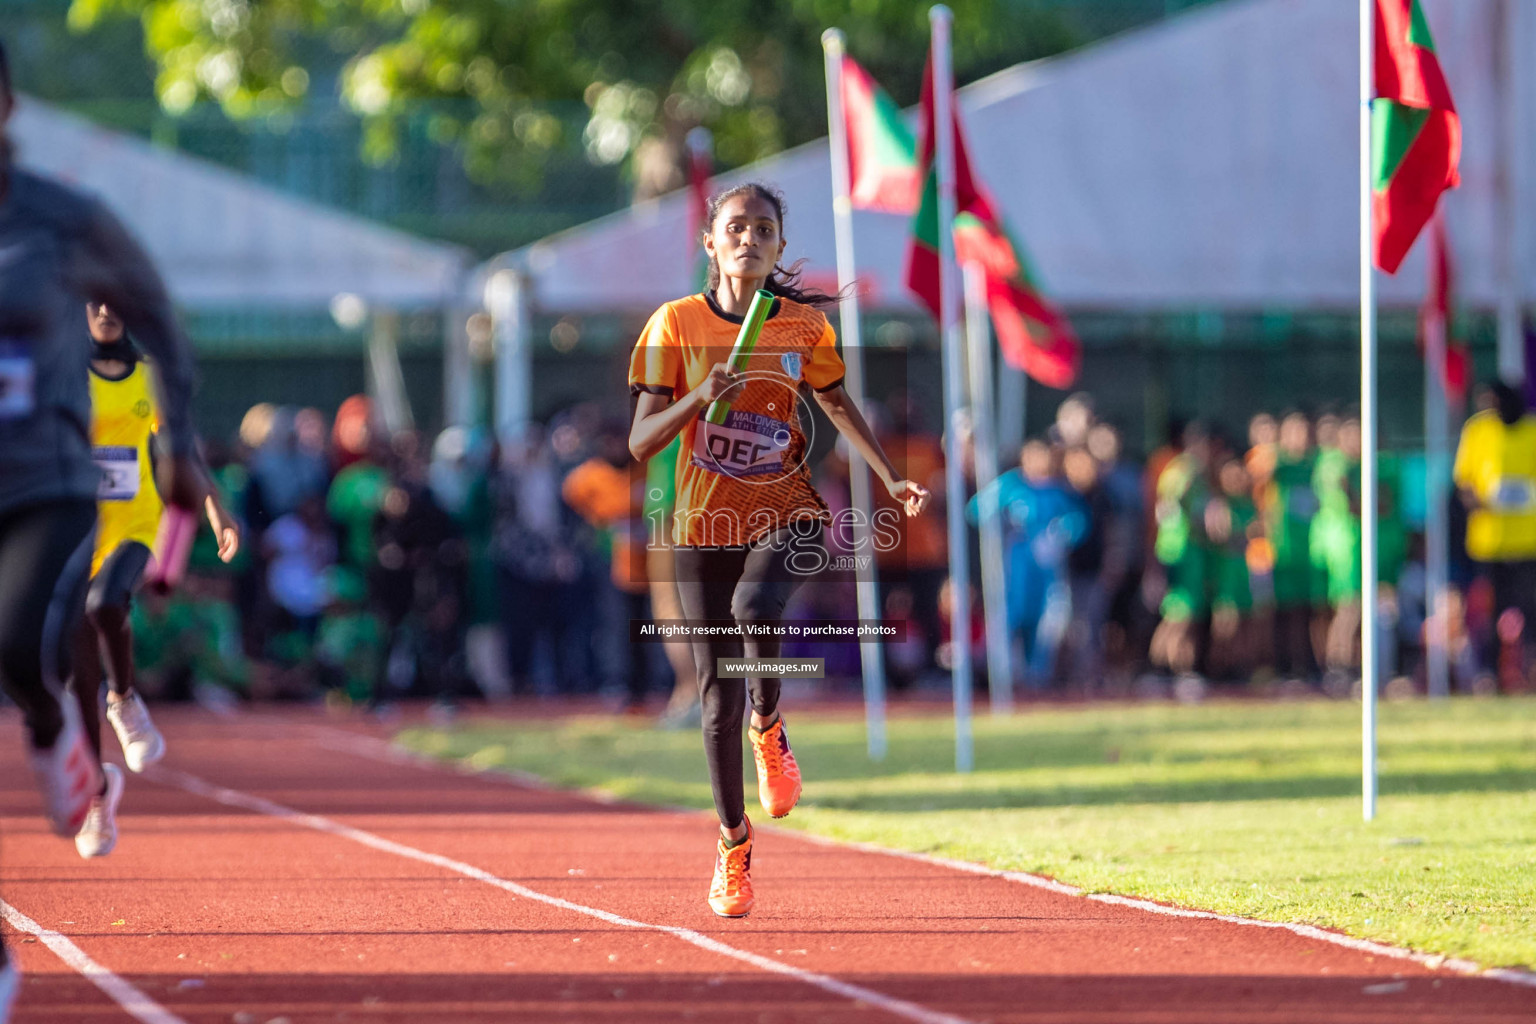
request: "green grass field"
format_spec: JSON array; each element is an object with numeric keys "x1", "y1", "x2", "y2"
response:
[{"x1": 399, "y1": 697, "x2": 1536, "y2": 969}]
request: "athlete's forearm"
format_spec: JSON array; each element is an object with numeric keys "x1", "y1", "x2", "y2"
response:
[
  {"x1": 205, "y1": 493, "x2": 231, "y2": 533},
  {"x1": 815, "y1": 387, "x2": 898, "y2": 486},
  {"x1": 631, "y1": 389, "x2": 706, "y2": 462}
]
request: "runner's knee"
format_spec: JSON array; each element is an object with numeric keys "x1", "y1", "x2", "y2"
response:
[
  {"x1": 730, "y1": 582, "x2": 785, "y2": 626},
  {"x1": 86, "y1": 598, "x2": 128, "y2": 636},
  {"x1": 699, "y1": 678, "x2": 744, "y2": 739}
]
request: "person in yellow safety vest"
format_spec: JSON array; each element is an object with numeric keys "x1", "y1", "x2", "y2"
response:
[{"x1": 1452, "y1": 381, "x2": 1536, "y2": 679}]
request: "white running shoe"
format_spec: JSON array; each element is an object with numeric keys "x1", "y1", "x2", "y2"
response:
[
  {"x1": 74, "y1": 763, "x2": 124, "y2": 859},
  {"x1": 0, "y1": 959, "x2": 19, "y2": 1024},
  {"x1": 28, "y1": 696, "x2": 101, "y2": 837},
  {"x1": 106, "y1": 692, "x2": 165, "y2": 773}
]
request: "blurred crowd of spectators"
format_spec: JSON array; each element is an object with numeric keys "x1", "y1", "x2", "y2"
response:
[
  {"x1": 148, "y1": 396, "x2": 697, "y2": 717},
  {"x1": 913, "y1": 384, "x2": 1536, "y2": 700},
  {"x1": 142, "y1": 380, "x2": 1536, "y2": 713}
]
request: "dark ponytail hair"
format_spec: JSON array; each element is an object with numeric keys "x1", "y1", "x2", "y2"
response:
[{"x1": 702, "y1": 182, "x2": 840, "y2": 308}]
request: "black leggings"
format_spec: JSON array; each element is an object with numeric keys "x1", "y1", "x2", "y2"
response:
[
  {"x1": 72, "y1": 540, "x2": 151, "y2": 760},
  {"x1": 0, "y1": 500, "x2": 96, "y2": 750},
  {"x1": 674, "y1": 525, "x2": 822, "y2": 828}
]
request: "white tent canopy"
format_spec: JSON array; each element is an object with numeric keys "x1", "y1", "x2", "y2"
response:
[
  {"x1": 13, "y1": 97, "x2": 471, "y2": 309},
  {"x1": 484, "y1": 0, "x2": 1532, "y2": 315}
]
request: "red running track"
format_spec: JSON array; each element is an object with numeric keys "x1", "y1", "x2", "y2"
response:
[{"x1": 0, "y1": 706, "x2": 1532, "y2": 1023}]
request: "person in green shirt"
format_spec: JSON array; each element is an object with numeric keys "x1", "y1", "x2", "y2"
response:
[
  {"x1": 131, "y1": 578, "x2": 248, "y2": 700},
  {"x1": 1311, "y1": 416, "x2": 1358, "y2": 687},
  {"x1": 1311, "y1": 416, "x2": 1406, "y2": 689},
  {"x1": 646, "y1": 434, "x2": 700, "y2": 729},
  {"x1": 315, "y1": 566, "x2": 384, "y2": 704},
  {"x1": 1309, "y1": 412, "x2": 1343, "y2": 661},
  {"x1": 444, "y1": 432, "x2": 506, "y2": 702},
  {"x1": 1206, "y1": 455, "x2": 1258, "y2": 679},
  {"x1": 327, "y1": 436, "x2": 393, "y2": 573},
  {"x1": 1150, "y1": 425, "x2": 1213, "y2": 680},
  {"x1": 1263, "y1": 411, "x2": 1320, "y2": 680}
]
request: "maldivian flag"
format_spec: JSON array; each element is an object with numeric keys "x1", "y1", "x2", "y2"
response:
[
  {"x1": 1373, "y1": 0, "x2": 1460, "y2": 274},
  {"x1": 839, "y1": 55, "x2": 921, "y2": 214},
  {"x1": 903, "y1": 49, "x2": 1079, "y2": 387},
  {"x1": 955, "y1": 213, "x2": 1080, "y2": 389},
  {"x1": 1419, "y1": 213, "x2": 1468, "y2": 402},
  {"x1": 904, "y1": 51, "x2": 985, "y2": 319}
]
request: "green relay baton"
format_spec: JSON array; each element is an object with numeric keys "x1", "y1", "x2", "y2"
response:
[{"x1": 704, "y1": 288, "x2": 774, "y2": 425}]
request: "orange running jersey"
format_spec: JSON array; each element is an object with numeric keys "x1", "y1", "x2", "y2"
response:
[{"x1": 628, "y1": 293, "x2": 846, "y2": 547}]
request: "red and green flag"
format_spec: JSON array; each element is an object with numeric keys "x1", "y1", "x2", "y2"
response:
[
  {"x1": 954, "y1": 213, "x2": 1079, "y2": 389},
  {"x1": 902, "y1": 49, "x2": 1079, "y2": 388},
  {"x1": 1419, "y1": 213, "x2": 1468, "y2": 402},
  {"x1": 839, "y1": 55, "x2": 922, "y2": 214},
  {"x1": 1372, "y1": 0, "x2": 1460, "y2": 274}
]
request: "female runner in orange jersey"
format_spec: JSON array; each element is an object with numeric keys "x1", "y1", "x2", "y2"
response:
[{"x1": 629, "y1": 183, "x2": 929, "y2": 917}]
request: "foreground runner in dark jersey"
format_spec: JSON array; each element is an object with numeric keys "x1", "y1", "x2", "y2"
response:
[{"x1": 0, "y1": 41, "x2": 203, "y2": 1019}]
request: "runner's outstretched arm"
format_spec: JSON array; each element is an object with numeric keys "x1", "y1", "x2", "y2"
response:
[
  {"x1": 813, "y1": 384, "x2": 930, "y2": 517},
  {"x1": 187, "y1": 443, "x2": 242, "y2": 563},
  {"x1": 205, "y1": 492, "x2": 242, "y2": 563}
]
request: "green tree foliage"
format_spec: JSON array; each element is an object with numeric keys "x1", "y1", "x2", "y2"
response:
[
  {"x1": 2, "y1": 1, "x2": 155, "y2": 112},
  {"x1": 69, "y1": 0, "x2": 1080, "y2": 189}
]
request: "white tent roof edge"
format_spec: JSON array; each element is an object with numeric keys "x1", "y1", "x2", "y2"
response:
[{"x1": 12, "y1": 95, "x2": 473, "y2": 310}]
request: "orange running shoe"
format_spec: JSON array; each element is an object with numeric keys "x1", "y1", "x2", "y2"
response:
[
  {"x1": 708, "y1": 818, "x2": 754, "y2": 917},
  {"x1": 749, "y1": 714, "x2": 802, "y2": 818}
]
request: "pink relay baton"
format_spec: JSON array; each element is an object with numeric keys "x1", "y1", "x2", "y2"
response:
[{"x1": 144, "y1": 505, "x2": 197, "y2": 594}]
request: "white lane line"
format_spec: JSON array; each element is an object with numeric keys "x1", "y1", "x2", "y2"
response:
[
  {"x1": 308, "y1": 727, "x2": 571, "y2": 794},
  {"x1": 309, "y1": 724, "x2": 1536, "y2": 992},
  {"x1": 0, "y1": 901, "x2": 188, "y2": 1024},
  {"x1": 144, "y1": 765, "x2": 972, "y2": 1024},
  {"x1": 784, "y1": 831, "x2": 1084, "y2": 897}
]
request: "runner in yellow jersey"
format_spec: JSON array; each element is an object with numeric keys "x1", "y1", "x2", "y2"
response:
[{"x1": 71, "y1": 301, "x2": 240, "y2": 858}]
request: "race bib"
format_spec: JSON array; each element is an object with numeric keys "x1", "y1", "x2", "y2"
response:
[
  {"x1": 1287, "y1": 486, "x2": 1320, "y2": 519},
  {"x1": 93, "y1": 445, "x2": 140, "y2": 501},
  {"x1": 0, "y1": 341, "x2": 36, "y2": 420},
  {"x1": 691, "y1": 409, "x2": 794, "y2": 479},
  {"x1": 1491, "y1": 476, "x2": 1536, "y2": 512}
]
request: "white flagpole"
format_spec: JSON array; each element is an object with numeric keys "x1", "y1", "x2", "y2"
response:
[
  {"x1": 964, "y1": 263, "x2": 1014, "y2": 712},
  {"x1": 1359, "y1": 0, "x2": 1379, "y2": 822},
  {"x1": 931, "y1": 4, "x2": 974, "y2": 773},
  {"x1": 1424, "y1": 264, "x2": 1450, "y2": 701},
  {"x1": 1495, "y1": 0, "x2": 1524, "y2": 386},
  {"x1": 822, "y1": 28, "x2": 888, "y2": 762},
  {"x1": 998, "y1": 362, "x2": 1026, "y2": 459}
]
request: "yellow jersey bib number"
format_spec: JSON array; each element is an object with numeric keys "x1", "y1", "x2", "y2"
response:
[{"x1": 93, "y1": 445, "x2": 141, "y2": 501}]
